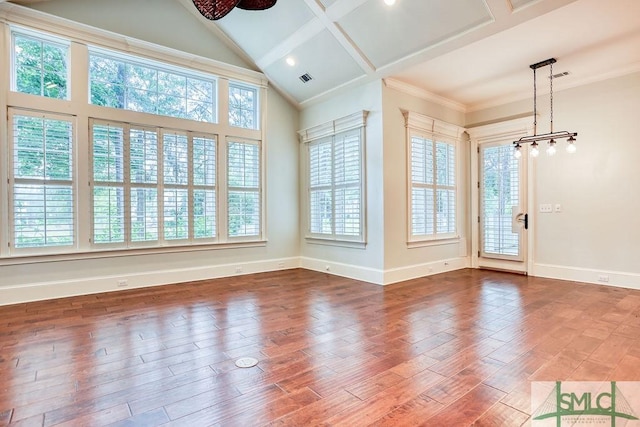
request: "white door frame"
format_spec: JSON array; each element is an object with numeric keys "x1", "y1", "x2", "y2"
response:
[{"x1": 468, "y1": 117, "x2": 535, "y2": 274}]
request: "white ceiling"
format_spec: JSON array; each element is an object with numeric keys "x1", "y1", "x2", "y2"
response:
[{"x1": 8, "y1": 0, "x2": 640, "y2": 111}]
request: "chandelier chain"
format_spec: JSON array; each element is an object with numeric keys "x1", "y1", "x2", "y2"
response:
[
  {"x1": 533, "y1": 67, "x2": 537, "y2": 134},
  {"x1": 550, "y1": 62, "x2": 554, "y2": 133}
]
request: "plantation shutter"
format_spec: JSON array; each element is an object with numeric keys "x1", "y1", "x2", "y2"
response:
[
  {"x1": 227, "y1": 140, "x2": 261, "y2": 238},
  {"x1": 11, "y1": 111, "x2": 75, "y2": 250}
]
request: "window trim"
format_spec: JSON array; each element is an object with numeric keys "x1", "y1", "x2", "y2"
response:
[
  {"x1": 299, "y1": 111, "x2": 368, "y2": 245},
  {"x1": 404, "y1": 111, "x2": 465, "y2": 245}
]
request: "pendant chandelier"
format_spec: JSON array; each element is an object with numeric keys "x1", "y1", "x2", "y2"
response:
[
  {"x1": 192, "y1": 0, "x2": 277, "y2": 20},
  {"x1": 513, "y1": 58, "x2": 577, "y2": 159}
]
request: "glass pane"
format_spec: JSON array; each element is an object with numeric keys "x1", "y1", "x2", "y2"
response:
[
  {"x1": 309, "y1": 140, "x2": 332, "y2": 187},
  {"x1": 193, "y1": 136, "x2": 216, "y2": 186},
  {"x1": 482, "y1": 145, "x2": 520, "y2": 256},
  {"x1": 14, "y1": 184, "x2": 74, "y2": 248},
  {"x1": 335, "y1": 187, "x2": 360, "y2": 236},
  {"x1": 411, "y1": 187, "x2": 434, "y2": 236},
  {"x1": 436, "y1": 141, "x2": 455, "y2": 186},
  {"x1": 130, "y1": 129, "x2": 157, "y2": 184},
  {"x1": 14, "y1": 34, "x2": 68, "y2": 99},
  {"x1": 436, "y1": 188, "x2": 456, "y2": 234},
  {"x1": 228, "y1": 142, "x2": 259, "y2": 188},
  {"x1": 229, "y1": 83, "x2": 257, "y2": 129},
  {"x1": 89, "y1": 51, "x2": 216, "y2": 123},
  {"x1": 228, "y1": 191, "x2": 259, "y2": 237},
  {"x1": 411, "y1": 136, "x2": 433, "y2": 185},
  {"x1": 130, "y1": 187, "x2": 158, "y2": 242},
  {"x1": 93, "y1": 123, "x2": 125, "y2": 182},
  {"x1": 163, "y1": 133, "x2": 188, "y2": 185},
  {"x1": 334, "y1": 131, "x2": 360, "y2": 186},
  {"x1": 164, "y1": 188, "x2": 189, "y2": 240},
  {"x1": 93, "y1": 186, "x2": 125, "y2": 244},
  {"x1": 13, "y1": 115, "x2": 72, "y2": 180},
  {"x1": 310, "y1": 189, "x2": 332, "y2": 234},
  {"x1": 194, "y1": 189, "x2": 216, "y2": 239}
]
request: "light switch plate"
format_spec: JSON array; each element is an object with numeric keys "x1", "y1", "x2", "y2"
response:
[{"x1": 539, "y1": 204, "x2": 553, "y2": 213}]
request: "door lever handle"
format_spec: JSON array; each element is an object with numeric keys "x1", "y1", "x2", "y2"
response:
[{"x1": 515, "y1": 213, "x2": 529, "y2": 230}]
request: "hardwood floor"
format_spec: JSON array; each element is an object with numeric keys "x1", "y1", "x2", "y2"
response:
[{"x1": 2, "y1": 268, "x2": 640, "y2": 426}]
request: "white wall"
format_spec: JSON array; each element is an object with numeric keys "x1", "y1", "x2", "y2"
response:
[
  {"x1": 381, "y1": 83, "x2": 470, "y2": 283},
  {"x1": 467, "y1": 72, "x2": 640, "y2": 288},
  {"x1": 298, "y1": 81, "x2": 385, "y2": 283},
  {"x1": 25, "y1": 0, "x2": 251, "y2": 69},
  {"x1": 0, "y1": 2, "x2": 300, "y2": 304}
]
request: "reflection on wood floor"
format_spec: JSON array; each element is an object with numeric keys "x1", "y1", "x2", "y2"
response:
[{"x1": 1, "y1": 268, "x2": 640, "y2": 426}]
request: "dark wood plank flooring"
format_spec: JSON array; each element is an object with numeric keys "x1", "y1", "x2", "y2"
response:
[{"x1": 2, "y1": 268, "x2": 640, "y2": 426}]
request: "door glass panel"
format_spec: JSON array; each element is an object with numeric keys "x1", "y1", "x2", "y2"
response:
[{"x1": 482, "y1": 145, "x2": 520, "y2": 257}]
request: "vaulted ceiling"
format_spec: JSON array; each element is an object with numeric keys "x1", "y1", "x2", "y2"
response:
[{"x1": 6, "y1": 0, "x2": 640, "y2": 111}]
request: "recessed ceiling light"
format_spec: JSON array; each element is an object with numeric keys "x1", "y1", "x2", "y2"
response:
[
  {"x1": 384, "y1": 0, "x2": 396, "y2": 5},
  {"x1": 286, "y1": 56, "x2": 296, "y2": 67}
]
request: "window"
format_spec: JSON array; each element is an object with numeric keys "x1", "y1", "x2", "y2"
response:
[
  {"x1": 89, "y1": 49, "x2": 217, "y2": 123},
  {"x1": 300, "y1": 111, "x2": 367, "y2": 243},
  {"x1": 229, "y1": 82, "x2": 258, "y2": 129},
  {"x1": 1, "y1": 24, "x2": 265, "y2": 259},
  {"x1": 10, "y1": 110, "x2": 75, "y2": 250},
  {"x1": 91, "y1": 121, "x2": 219, "y2": 246},
  {"x1": 12, "y1": 30, "x2": 69, "y2": 99},
  {"x1": 405, "y1": 112, "x2": 463, "y2": 242},
  {"x1": 227, "y1": 140, "x2": 261, "y2": 238}
]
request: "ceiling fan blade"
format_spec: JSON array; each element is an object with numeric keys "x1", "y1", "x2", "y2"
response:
[
  {"x1": 236, "y1": 0, "x2": 277, "y2": 11},
  {"x1": 192, "y1": 0, "x2": 241, "y2": 20}
]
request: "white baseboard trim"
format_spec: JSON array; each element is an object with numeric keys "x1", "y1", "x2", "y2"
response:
[
  {"x1": 299, "y1": 256, "x2": 471, "y2": 286},
  {"x1": 532, "y1": 263, "x2": 640, "y2": 290},
  {"x1": 0, "y1": 257, "x2": 301, "y2": 306},
  {"x1": 21, "y1": 256, "x2": 636, "y2": 307},
  {"x1": 383, "y1": 256, "x2": 471, "y2": 285},
  {"x1": 299, "y1": 256, "x2": 385, "y2": 285}
]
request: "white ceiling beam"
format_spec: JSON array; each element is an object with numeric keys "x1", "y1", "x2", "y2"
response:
[
  {"x1": 302, "y1": 0, "x2": 375, "y2": 73},
  {"x1": 255, "y1": 18, "x2": 324, "y2": 69}
]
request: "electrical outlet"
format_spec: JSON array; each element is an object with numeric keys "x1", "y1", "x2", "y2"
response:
[
  {"x1": 117, "y1": 279, "x2": 129, "y2": 288},
  {"x1": 598, "y1": 275, "x2": 609, "y2": 283}
]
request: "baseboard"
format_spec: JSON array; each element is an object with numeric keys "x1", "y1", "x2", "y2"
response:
[
  {"x1": 14, "y1": 256, "x2": 632, "y2": 307},
  {"x1": 299, "y1": 256, "x2": 471, "y2": 286},
  {"x1": 0, "y1": 257, "x2": 301, "y2": 306},
  {"x1": 299, "y1": 256, "x2": 385, "y2": 285},
  {"x1": 383, "y1": 256, "x2": 471, "y2": 285},
  {"x1": 532, "y1": 263, "x2": 640, "y2": 290}
]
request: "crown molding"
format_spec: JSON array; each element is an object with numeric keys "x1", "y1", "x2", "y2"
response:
[{"x1": 384, "y1": 78, "x2": 467, "y2": 113}]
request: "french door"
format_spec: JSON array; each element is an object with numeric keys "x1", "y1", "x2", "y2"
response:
[{"x1": 478, "y1": 141, "x2": 528, "y2": 273}]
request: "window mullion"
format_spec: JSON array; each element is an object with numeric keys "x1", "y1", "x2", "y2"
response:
[
  {"x1": 123, "y1": 123, "x2": 132, "y2": 246},
  {"x1": 330, "y1": 137, "x2": 336, "y2": 237},
  {"x1": 157, "y1": 129, "x2": 165, "y2": 244},
  {"x1": 188, "y1": 132, "x2": 194, "y2": 242}
]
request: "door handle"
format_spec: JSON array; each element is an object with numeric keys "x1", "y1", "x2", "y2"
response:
[{"x1": 514, "y1": 212, "x2": 528, "y2": 230}]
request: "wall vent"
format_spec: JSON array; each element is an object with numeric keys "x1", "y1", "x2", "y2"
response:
[
  {"x1": 551, "y1": 71, "x2": 570, "y2": 79},
  {"x1": 299, "y1": 73, "x2": 313, "y2": 83}
]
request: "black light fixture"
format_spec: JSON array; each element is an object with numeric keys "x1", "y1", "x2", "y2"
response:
[
  {"x1": 513, "y1": 58, "x2": 577, "y2": 159},
  {"x1": 192, "y1": 0, "x2": 277, "y2": 20}
]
